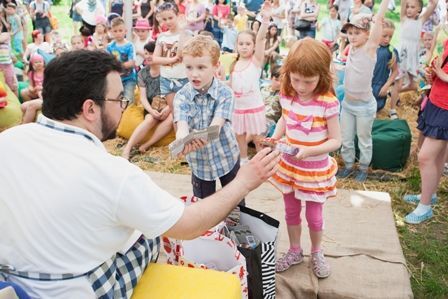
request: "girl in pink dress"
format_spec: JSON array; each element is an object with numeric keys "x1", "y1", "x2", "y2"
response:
[{"x1": 230, "y1": 4, "x2": 271, "y2": 164}]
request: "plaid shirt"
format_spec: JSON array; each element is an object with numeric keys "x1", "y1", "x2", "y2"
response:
[
  {"x1": 174, "y1": 78, "x2": 240, "y2": 181},
  {"x1": 36, "y1": 114, "x2": 104, "y2": 148}
]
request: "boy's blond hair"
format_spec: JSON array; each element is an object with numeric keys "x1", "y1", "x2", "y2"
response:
[
  {"x1": 182, "y1": 35, "x2": 220, "y2": 65},
  {"x1": 383, "y1": 19, "x2": 395, "y2": 30},
  {"x1": 111, "y1": 17, "x2": 125, "y2": 28}
]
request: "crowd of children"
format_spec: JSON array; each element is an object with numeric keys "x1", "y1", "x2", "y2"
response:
[{"x1": 0, "y1": 0, "x2": 447, "y2": 281}]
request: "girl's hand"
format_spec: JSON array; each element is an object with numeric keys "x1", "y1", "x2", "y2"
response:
[
  {"x1": 172, "y1": 55, "x2": 182, "y2": 64},
  {"x1": 159, "y1": 106, "x2": 171, "y2": 120},
  {"x1": 432, "y1": 57, "x2": 444, "y2": 77},
  {"x1": 379, "y1": 85, "x2": 388, "y2": 97},
  {"x1": 294, "y1": 146, "x2": 310, "y2": 160},
  {"x1": 148, "y1": 108, "x2": 162, "y2": 119},
  {"x1": 425, "y1": 65, "x2": 434, "y2": 84},
  {"x1": 260, "y1": 1, "x2": 273, "y2": 21}
]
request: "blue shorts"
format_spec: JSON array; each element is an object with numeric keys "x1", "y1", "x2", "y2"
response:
[
  {"x1": 159, "y1": 77, "x2": 188, "y2": 95},
  {"x1": 123, "y1": 80, "x2": 137, "y2": 104},
  {"x1": 35, "y1": 17, "x2": 52, "y2": 35}
]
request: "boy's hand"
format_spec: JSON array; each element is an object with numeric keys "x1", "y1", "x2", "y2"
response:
[{"x1": 179, "y1": 138, "x2": 208, "y2": 156}]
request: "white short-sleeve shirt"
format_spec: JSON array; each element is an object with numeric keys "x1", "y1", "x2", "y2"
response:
[{"x1": 0, "y1": 115, "x2": 184, "y2": 298}]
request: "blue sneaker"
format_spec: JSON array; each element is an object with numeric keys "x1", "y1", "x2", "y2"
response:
[
  {"x1": 337, "y1": 167, "x2": 354, "y2": 179},
  {"x1": 403, "y1": 194, "x2": 437, "y2": 205},
  {"x1": 355, "y1": 170, "x2": 368, "y2": 182},
  {"x1": 404, "y1": 208, "x2": 433, "y2": 224}
]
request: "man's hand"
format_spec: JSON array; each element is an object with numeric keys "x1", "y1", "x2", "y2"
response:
[{"x1": 235, "y1": 148, "x2": 281, "y2": 192}]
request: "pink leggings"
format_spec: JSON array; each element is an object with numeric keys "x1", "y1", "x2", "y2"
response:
[{"x1": 283, "y1": 192, "x2": 324, "y2": 231}]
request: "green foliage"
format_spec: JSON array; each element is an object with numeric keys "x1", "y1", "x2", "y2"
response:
[
  {"x1": 406, "y1": 166, "x2": 422, "y2": 192},
  {"x1": 398, "y1": 223, "x2": 448, "y2": 298}
]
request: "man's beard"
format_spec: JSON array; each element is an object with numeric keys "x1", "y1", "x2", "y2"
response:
[{"x1": 100, "y1": 108, "x2": 118, "y2": 141}]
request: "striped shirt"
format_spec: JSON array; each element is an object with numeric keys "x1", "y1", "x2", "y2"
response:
[
  {"x1": 271, "y1": 93, "x2": 340, "y2": 202},
  {"x1": 282, "y1": 94, "x2": 339, "y2": 152},
  {"x1": 173, "y1": 78, "x2": 239, "y2": 181},
  {"x1": 0, "y1": 35, "x2": 12, "y2": 65}
]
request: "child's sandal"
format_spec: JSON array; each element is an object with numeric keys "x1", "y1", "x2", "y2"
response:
[
  {"x1": 276, "y1": 249, "x2": 304, "y2": 272},
  {"x1": 311, "y1": 250, "x2": 331, "y2": 278}
]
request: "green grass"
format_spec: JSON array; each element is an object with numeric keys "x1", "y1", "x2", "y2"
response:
[
  {"x1": 391, "y1": 169, "x2": 448, "y2": 298},
  {"x1": 50, "y1": 0, "x2": 74, "y2": 43},
  {"x1": 53, "y1": 0, "x2": 448, "y2": 297}
]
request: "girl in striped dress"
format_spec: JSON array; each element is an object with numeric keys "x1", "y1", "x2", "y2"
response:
[{"x1": 270, "y1": 38, "x2": 341, "y2": 278}]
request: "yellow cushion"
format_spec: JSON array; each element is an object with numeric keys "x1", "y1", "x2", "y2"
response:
[
  {"x1": 116, "y1": 103, "x2": 175, "y2": 147},
  {"x1": 0, "y1": 74, "x2": 22, "y2": 131},
  {"x1": 132, "y1": 263, "x2": 241, "y2": 299},
  {"x1": 219, "y1": 53, "x2": 238, "y2": 78}
]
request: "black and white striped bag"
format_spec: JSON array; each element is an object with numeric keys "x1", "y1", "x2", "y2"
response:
[{"x1": 238, "y1": 206, "x2": 279, "y2": 299}]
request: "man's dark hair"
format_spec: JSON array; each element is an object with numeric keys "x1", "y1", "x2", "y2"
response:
[{"x1": 42, "y1": 50, "x2": 122, "y2": 120}]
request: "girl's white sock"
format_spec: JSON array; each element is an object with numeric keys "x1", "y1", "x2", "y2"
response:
[
  {"x1": 240, "y1": 157, "x2": 249, "y2": 165},
  {"x1": 413, "y1": 203, "x2": 431, "y2": 216}
]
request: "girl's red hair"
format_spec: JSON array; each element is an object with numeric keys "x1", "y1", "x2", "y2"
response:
[{"x1": 280, "y1": 38, "x2": 333, "y2": 97}]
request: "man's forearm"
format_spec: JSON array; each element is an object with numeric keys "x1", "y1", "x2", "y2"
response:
[{"x1": 170, "y1": 178, "x2": 250, "y2": 240}]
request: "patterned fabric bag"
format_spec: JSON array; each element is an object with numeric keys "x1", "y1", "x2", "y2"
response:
[
  {"x1": 163, "y1": 196, "x2": 248, "y2": 298},
  {"x1": 238, "y1": 205, "x2": 279, "y2": 299}
]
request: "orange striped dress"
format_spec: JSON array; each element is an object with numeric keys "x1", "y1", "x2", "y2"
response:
[{"x1": 270, "y1": 94, "x2": 340, "y2": 203}]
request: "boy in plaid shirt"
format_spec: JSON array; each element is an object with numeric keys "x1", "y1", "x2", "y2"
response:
[{"x1": 173, "y1": 35, "x2": 242, "y2": 202}]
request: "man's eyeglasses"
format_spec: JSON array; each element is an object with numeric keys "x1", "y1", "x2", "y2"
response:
[{"x1": 96, "y1": 95, "x2": 130, "y2": 109}]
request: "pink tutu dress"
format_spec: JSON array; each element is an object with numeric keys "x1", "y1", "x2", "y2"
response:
[{"x1": 230, "y1": 58, "x2": 266, "y2": 135}]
